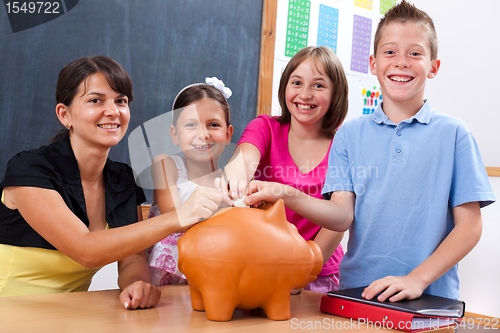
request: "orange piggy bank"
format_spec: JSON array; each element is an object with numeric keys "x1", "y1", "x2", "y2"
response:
[{"x1": 177, "y1": 199, "x2": 323, "y2": 321}]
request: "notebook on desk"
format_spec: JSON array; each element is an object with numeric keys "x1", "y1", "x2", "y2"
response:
[{"x1": 320, "y1": 287, "x2": 465, "y2": 332}]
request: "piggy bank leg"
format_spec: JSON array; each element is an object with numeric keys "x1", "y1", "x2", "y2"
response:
[
  {"x1": 201, "y1": 289, "x2": 237, "y2": 321},
  {"x1": 260, "y1": 291, "x2": 291, "y2": 320},
  {"x1": 189, "y1": 287, "x2": 205, "y2": 312}
]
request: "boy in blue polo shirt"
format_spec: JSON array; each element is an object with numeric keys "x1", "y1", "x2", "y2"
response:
[
  {"x1": 320, "y1": 0, "x2": 495, "y2": 301},
  {"x1": 242, "y1": 0, "x2": 494, "y2": 301}
]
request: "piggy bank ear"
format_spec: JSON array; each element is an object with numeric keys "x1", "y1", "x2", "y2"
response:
[{"x1": 264, "y1": 199, "x2": 287, "y2": 225}]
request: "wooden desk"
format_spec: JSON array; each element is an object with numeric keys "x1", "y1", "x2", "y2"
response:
[{"x1": 0, "y1": 285, "x2": 453, "y2": 333}]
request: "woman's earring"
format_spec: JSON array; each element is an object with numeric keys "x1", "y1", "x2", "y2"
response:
[{"x1": 66, "y1": 124, "x2": 71, "y2": 130}]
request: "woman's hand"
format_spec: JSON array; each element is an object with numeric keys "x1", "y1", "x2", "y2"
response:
[
  {"x1": 175, "y1": 186, "x2": 224, "y2": 228},
  {"x1": 119, "y1": 281, "x2": 161, "y2": 309}
]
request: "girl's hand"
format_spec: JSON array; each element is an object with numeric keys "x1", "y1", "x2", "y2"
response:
[
  {"x1": 119, "y1": 281, "x2": 161, "y2": 310},
  {"x1": 175, "y1": 186, "x2": 223, "y2": 227},
  {"x1": 214, "y1": 176, "x2": 247, "y2": 204},
  {"x1": 244, "y1": 180, "x2": 290, "y2": 207}
]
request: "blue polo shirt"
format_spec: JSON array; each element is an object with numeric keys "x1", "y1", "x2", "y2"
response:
[{"x1": 322, "y1": 100, "x2": 495, "y2": 299}]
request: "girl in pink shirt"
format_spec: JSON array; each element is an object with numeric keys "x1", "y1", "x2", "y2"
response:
[{"x1": 218, "y1": 46, "x2": 349, "y2": 292}]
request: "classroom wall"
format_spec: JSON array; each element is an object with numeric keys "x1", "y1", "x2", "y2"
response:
[
  {"x1": 271, "y1": 0, "x2": 500, "y2": 168},
  {"x1": 410, "y1": 0, "x2": 500, "y2": 167},
  {"x1": 458, "y1": 177, "x2": 500, "y2": 317}
]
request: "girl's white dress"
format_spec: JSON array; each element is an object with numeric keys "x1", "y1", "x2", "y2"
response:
[{"x1": 146, "y1": 155, "x2": 197, "y2": 286}]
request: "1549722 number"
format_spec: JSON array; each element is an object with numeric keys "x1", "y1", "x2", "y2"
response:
[
  {"x1": 5, "y1": 2, "x2": 60, "y2": 14},
  {"x1": 451, "y1": 317, "x2": 499, "y2": 330}
]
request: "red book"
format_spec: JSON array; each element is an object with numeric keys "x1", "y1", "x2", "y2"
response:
[{"x1": 320, "y1": 288, "x2": 465, "y2": 332}]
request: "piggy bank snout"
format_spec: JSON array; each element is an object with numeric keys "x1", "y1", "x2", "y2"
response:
[{"x1": 307, "y1": 240, "x2": 323, "y2": 280}]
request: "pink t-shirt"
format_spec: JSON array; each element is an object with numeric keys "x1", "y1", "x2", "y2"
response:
[{"x1": 238, "y1": 114, "x2": 343, "y2": 276}]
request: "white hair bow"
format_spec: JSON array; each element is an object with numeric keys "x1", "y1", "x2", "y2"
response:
[{"x1": 205, "y1": 77, "x2": 232, "y2": 99}]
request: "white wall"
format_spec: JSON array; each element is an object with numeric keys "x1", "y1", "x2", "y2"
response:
[
  {"x1": 458, "y1": 177, "x2": 500, "y2": 317},
  {"x1": 89, "y1": 262, "x2": 118, "y2": 291},
  {"x1": 410, "y1": 0, "x2": 500, "y2": 167}
]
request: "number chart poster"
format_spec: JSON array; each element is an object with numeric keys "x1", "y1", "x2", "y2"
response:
[{"x1": 271, "y1": 0, "x2": 396, "y2": 121}]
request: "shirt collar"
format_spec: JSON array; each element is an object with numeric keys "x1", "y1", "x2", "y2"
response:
[
  {"x1": 371, "y1": 100, "x2": 433, "y2": 125},
  {"x1": 49, "y1": 135, "x2": 134, "y2": 207},
  {"x1": 49, "y1": 135, "x2": 81, "y2": 185}
]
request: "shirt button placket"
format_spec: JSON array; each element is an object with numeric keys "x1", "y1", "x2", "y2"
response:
[{"x1": 393, "y1": 127, "x2": 404, "y2": 163}]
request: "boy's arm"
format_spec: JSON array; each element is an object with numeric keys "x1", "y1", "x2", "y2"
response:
[
  {"x1": 245, "y1": 180, "x2": 354, "y2": 232},
  {"x1": 363, "y1": 201, "x2": 482, "y2": 302}
]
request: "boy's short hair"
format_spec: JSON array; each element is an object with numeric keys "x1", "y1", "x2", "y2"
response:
[
  {"x1": 373, "y1": 0, "x2": 438, "y2": 59},
  {"x1": 277, "y1": 46, "x2": 349, "y2": 138}
]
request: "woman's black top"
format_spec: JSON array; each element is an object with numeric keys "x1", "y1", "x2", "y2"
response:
[{"x1": 0, "y1": 135, "x2": 146, "y2": 250}]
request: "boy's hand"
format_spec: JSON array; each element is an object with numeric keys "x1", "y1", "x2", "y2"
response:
[
  {"x1": 119, "y1": 281, "x2": 161, "y2": 309},
  {"x1": 362, "y1": 275, "x2": 426, "y2": 302}
]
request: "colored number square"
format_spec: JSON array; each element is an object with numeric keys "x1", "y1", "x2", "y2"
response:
[
  {"x1": 354, "y1": 0, "x2": 373, "y2": 11},
  {"x1": 380, "y1": 0, "x2": 397, "y2": 14},
  {"x1": 285, "y1": 0, "x2": 310, "y2": 58},
  {"x1": 317, "y1": 5, "x2": 339, "y2": 53},
  {"x1": 350, "y1": 15, "x2": 372, "y2": 74}
]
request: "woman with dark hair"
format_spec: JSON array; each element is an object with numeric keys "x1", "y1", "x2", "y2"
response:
[{"x1": 0, "y1": 56, "x2": 222, "y2": 308}]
